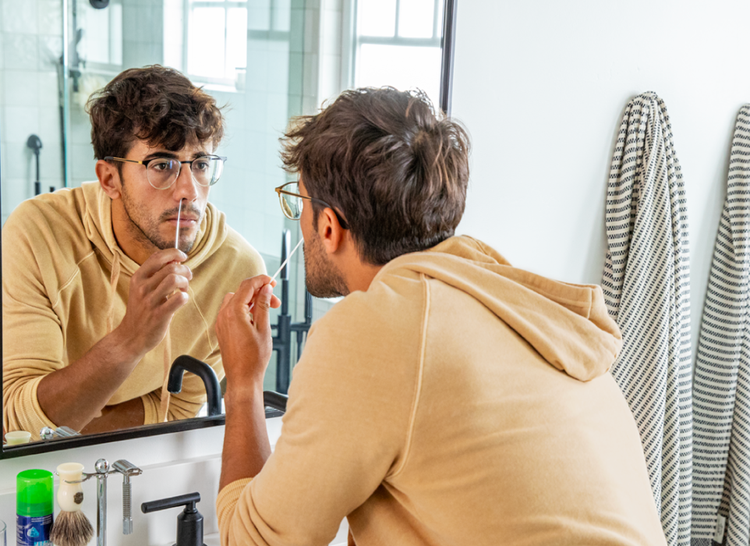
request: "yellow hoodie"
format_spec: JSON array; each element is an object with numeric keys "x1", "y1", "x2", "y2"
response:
[
  {"x1": 3, "y1": 182, "x2": 265, "y2": 436},
  {"x1": 217, "y1": 236, "x2": 666, "y2": 546}
]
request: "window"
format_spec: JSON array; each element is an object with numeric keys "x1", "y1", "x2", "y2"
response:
[
  {"x1": 186, "y1": 0, "x2": 248, "y2": 88},
  {"x1": 352, "y1": 0, "x2": 444, "y2": 107}
]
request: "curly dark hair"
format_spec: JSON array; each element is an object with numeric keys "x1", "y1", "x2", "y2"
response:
[
  {"x1": 86, "y1": 65, "x2": 224, "y2": 160},
  {"x1": 281, "y1": 87, "x2": 471, "y2": 265}
]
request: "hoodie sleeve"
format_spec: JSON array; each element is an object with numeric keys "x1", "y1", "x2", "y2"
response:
[
  {"x1": 2, "y1": 206, "x2": 64, "y2": 437},
  {"x1": 216, "y1": 275, "x2": 427, "y2": 546}
]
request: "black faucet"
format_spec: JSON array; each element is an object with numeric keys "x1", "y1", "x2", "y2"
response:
[
  {"x1": 142, "y1": 492, "x2": 205, "y2": 546},
  {"x1": 272, "y1": 229, "x2": 313, "y2": 394},
  {"x1": 167, "y1": 356, "x2": 222, "y2": 417}
]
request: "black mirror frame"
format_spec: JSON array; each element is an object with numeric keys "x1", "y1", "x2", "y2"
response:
[{"x1": 0, "y1": 0, "x2": 458, "y2": 460}]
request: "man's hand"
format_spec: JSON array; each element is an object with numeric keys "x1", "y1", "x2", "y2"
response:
[
  {"x1": 216, "y1": 275, "x2": 281, "y2": 393},
  {"x1": 115, "y1": 248, "x2": 192, "y2": 358},
  {"x1": 37, "y1": 248, "x2": 192, "y2": 431}
]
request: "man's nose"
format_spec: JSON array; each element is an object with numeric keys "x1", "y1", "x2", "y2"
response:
[{"x1": 173, "y1": 162, "x2": 200, "y2": 201}]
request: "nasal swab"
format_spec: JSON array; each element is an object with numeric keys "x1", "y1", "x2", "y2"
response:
[
  {"x1": 248, "y1": 237, "x2": 304, "y2": 311},
  {"x1": 270, "y1": 237, "x2": 304, "y2": 282},
  {"x1": 175, "y1": 199, "x2": 182, "y2": 249}
]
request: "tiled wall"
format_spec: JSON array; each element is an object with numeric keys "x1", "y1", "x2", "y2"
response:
[{"x1": 0, "y1": 0, "x2": 65, "y2": 224}]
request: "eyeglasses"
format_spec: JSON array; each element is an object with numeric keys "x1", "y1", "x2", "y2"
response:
[
  {"x1": 104, "y1": 155, "x2": 227, "y2": 190},
  {"x1": 275, "y1": 181, "x2": 349, "y2": 229}
]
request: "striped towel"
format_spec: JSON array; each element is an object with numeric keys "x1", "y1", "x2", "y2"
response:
[
  {"x1": 692, "y1": 106, "x2": 750, "y2": 546},
  {"x1": 602, "y1": 92, "x2": 692, "y2": 546}
]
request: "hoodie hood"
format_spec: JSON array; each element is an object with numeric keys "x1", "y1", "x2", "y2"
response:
[
  {"x1": 80, "y1": 181, "x2": 228, "y2": 276},
  {"x1": 380, "y1": 235, "x2": 622, "y2": 382}
]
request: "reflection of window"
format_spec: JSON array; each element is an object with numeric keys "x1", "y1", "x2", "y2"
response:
[
  {"x1": 187, "y1": 0, "x2": 248, "y2": 88},
  {"x1": 353, "y1": 0, "x2": 444, "y2": 107},
  {"x1": 78, "y1": 0, "x2": 123, "y2": 68}
]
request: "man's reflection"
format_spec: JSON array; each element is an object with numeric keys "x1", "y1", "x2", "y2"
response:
[{"x1": 2, "y1": 65, "x2": 265, "y2": 439}]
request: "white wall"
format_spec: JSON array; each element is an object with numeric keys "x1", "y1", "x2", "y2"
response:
[{"x1": 452, "y1": 0, "x2": 750, "y2": 353}]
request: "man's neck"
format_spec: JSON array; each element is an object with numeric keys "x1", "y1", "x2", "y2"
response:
[{"x1": 340, "y1": 254, "x2": 383, "y2": 294}]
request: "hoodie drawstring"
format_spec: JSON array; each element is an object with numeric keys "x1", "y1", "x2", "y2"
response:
[
  {"x1": 108, "y1": 251, "x2": 172, "y2": 422},
  {"x1": 160, "y1": 333, "x2": 172, "y2": 422},
  {"x1": 106, "y1": 252, "x2": 121, "y2": 334}
]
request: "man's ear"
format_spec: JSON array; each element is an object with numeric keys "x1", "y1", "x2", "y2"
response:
[
  {"x1": 96, "y1": 159, "x2": 121, "y2": 200},
  {"x1": 318, "y1": 207, "x2": 347, "y2": 256}
]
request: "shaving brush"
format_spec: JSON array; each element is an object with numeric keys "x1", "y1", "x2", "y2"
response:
[{"x1": 50, "y1": 463, "x2": 94, "y2": 546}]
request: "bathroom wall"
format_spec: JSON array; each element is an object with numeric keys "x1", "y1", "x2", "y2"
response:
[
  {"x1": 451, "y1": 0, "x2": 750, "y2": 354},
  {"x1": 0, "y1": 0, "x2": 65, "y2": 224}
]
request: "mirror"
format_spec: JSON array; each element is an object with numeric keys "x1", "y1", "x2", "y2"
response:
[{"x1": 1, "y1": 0, "x2": 456, "y2": 458}]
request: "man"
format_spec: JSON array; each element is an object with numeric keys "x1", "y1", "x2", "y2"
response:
[
  {"x1": 2, "y1": 65, "x2": 264, "y2": 437},
  {"x1": 215, "y1": 88, "x2": 666, "y2": 545}
]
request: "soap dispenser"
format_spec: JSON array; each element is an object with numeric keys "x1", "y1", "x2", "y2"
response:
[{"x1": 141, "y1": 492, "x2": 206, "y2": 546}]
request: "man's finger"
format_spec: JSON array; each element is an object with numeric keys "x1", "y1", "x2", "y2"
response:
[
  {"x1": 234, "y1": 275, "x2": 273, "y2": 306},
  {"x1": 138, "y1": 248, "x2": 188, "y2": 278},
  {"x1": 153, "y1": 273, "x2": 190, "y2": 303},
  {"x1": 220, "y1": 292, "x2": 235, "y2": 313},
  {"x1": 251, "y1": 284, "x2": 274, "y2": 333}
]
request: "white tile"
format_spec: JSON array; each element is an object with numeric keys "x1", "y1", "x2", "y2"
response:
[
  {"x1": 265, "y1": 91, "x2": 289, "y2": 135},
  {"x1": 268, "y1": 35, "x2": 291, "y2": 53},
  {"x1": 69, "y1": 106, "x2": 93, "y2": 145},
  {"x1": 246, "y1": 48, "x2": 269, "y2": 91},
  {"x1": 0, "y1": 29, "x2": 4, "y2": 70},
  {"x1": 3, "y1": 106, "x2": 40, "y2": 144},
  {"x1": 267, "y1": 49, "x2": 289, "y2": 92},
  {"x1": 248, "y1": 37, "x2": 270, "y2": 53},
  {"x1": 288, "y1": 52, "x2": 303, "y2": 95},
  {"x1": 248, "y1": 6, "x2": 271, "y2": 32},
  {"x1": 246, "y1": 130, "x2": 268, "y2": 173},
  {"x1": 303, "y1": 8, "x2": 320, "y2": 53},
  {"x1": 70, "y1": 142, "x2": 96, "y2": 181},
  {"x1": 272, "y1": 7, "x2": 291, "y2": 32},
  {"x1": 323, "y1": 0, "x2": 343, "y2": 11},
  {"x1": 38, "y1": 105, "x2": 62, "y2": 147},
  {"x1": 37, "y1": 0, "x2": 62, "y2": 36},
  {"x1": 4, "y1": 70, "x2": 40, "y2": 107},
  {"x1": 2, "y1": 140, "x2": 33, "y2": 180},
  {"x1": 2, "y1": 177, "x2": 33, "y2": 216},
  {"x1": 289, "y1": 8, "x2": 304, "y2": 53},
  {"x1": 319, "y1": 53, "x2": 341, "y2": 102},
  {"x1": 248, "y1": 0, "x2": 271, "y2": 10},
  {"x1": 38, "y1": 140, "x2": 63, "y2": 187},
  {"x1": 321, "y1": 8, "x2": 342, "y2": 55},
  {"x1": 223, "y1": 99, "x2": 247, "y2": 132},
  {"x1": 302, "y1": 52, "x2": 318, "y2": 97},
  {"x1": 1, "y1": 0, "x2": 38, "y2": 34},
  {"x1": 148, "y1": 4, "x2": 164, "y2": 43},
  {"x1": 37, "y1": 70, "x2": 59, "y2": 108},
  {"x1": 0, "y1": 71, "x2": 4, "y2": 105},
  {"x1": 262, "y1": 212, "x2": 284, "y2": 256},
  {"x1": 38, "y1": 35, "x2": 63, "y2": 68},
  {"x1": 3, "y1": 33, "x2": 40, "y2": 71},
  {"x1": 245, "y1": 91, "x2": 269, "y2": 132},
  {"x1": 301, "y1": 94, "x2": 319, "y2": 115}
]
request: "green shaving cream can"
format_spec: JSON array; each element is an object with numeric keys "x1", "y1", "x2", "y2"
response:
[{"x1": 16, "y1": 469, "x2": 54, "y2": 546}]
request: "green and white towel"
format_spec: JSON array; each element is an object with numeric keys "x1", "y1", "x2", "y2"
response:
[
  {"x1": 692, "y1": 105, "x2": 750, "y2": 546},
  {"x1": 602, "y1": 92, "x2": 692, "y2": 546}
]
